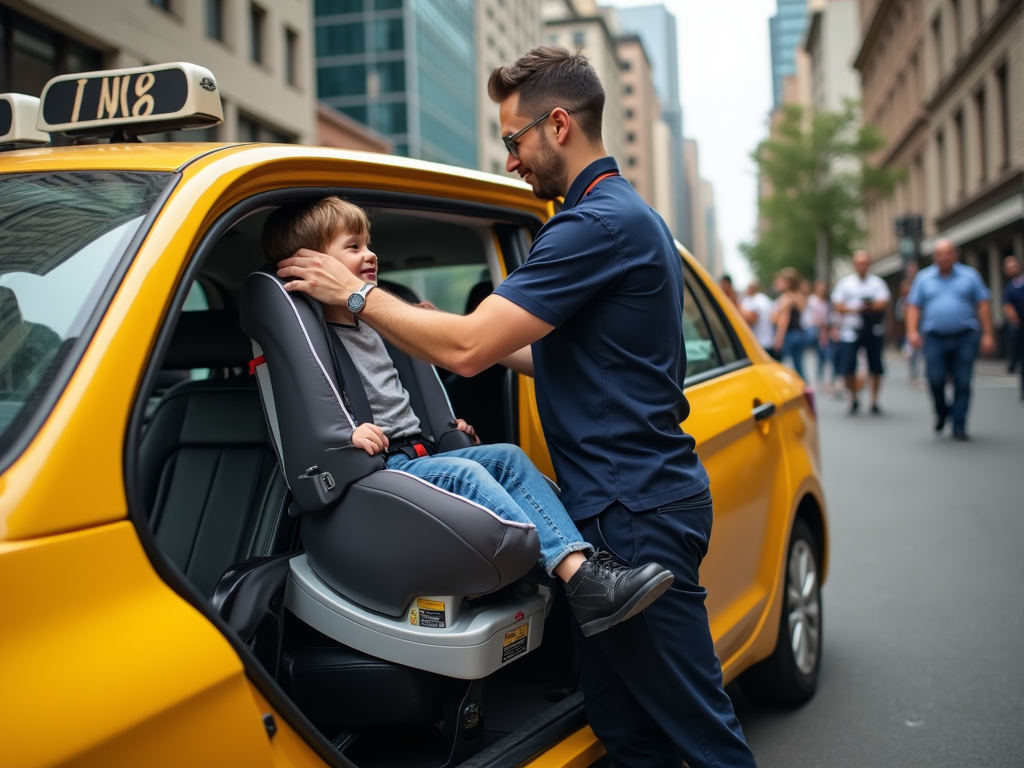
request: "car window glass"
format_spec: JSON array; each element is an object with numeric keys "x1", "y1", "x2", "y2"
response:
[
  {"x1": 0, "y1": 170, "x2": 171, "y2": 458},
  {"x1": 687, "y1": 276, "x2": 742, "y2": 365},
  {"x1": 682, "y1": 281, "x2": 722, "y2": 379},
  {"x1": 384, "y1": 264, "x2": 492, "y2": 315}
]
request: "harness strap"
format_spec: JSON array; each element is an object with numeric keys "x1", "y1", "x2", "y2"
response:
[
  {"x1": 583, "y1": 171, "x2": 619, "y2": 197},
  {"x1": 248, "y1": 355, "x2": 266, "y2": 375}
]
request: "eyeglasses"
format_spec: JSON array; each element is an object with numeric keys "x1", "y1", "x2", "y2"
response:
[{"x1": 501, "y1": 108, "x2": 572, "y2": 159}]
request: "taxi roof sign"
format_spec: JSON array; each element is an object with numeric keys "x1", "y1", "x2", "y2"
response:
[
  {"x1": 37, "y1": 62, "x2": 223, "y2": 138},
  {"x1": 0, "y1": 94, "x2": 50, "y2": 144}
]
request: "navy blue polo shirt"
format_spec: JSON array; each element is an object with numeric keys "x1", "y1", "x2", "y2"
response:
[{"x1": 494, "y1": 157, "x2": 709, "y2": 521}]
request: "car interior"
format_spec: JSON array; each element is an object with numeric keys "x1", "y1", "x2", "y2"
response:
[{"x1": 133, "y1": 198, "x2": 587, "y2": 768}]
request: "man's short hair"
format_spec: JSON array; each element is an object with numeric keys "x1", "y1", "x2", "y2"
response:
[
  {"x1": 262, "y1": 196, "x2": 370, "y2": 264},
  {"x1": 487, "y1": 46, "x2": 605, "y2": 142}
]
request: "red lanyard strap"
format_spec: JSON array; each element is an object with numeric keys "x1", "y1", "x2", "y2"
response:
[{"x1": 583, "y1": 171, "x2": 619, "y2": 197}]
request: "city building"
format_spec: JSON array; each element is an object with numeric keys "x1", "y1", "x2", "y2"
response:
[
  {"x1": 0, "y1": 0, "x2": 316, "y2": 143},
  {"x1": 683, "y1": 138, "x2": 710, "y2": 267},
  {"x1": 315, "y1": 0, "x2": 477, "y2": 167},
  {"x1": 476, "y1": 0, "x2": 543, "y2": 176},
  {"x1": 855, "y1": 0, "x2": 1023, "y2": 335},
  {"x1": 803, "y1": 0, "x2": 860, "y2": 112},
  {"x1": 769, "y1": 0, "x2": 809, "y2": 109},
  {"x1": 617, "y1": 3, "x2": 692, "y2": 248},
  {"x1": 542, "y1": 0, "x2": 624, "y2": 167},
  {"x1": 616, "y1": 35, "x2": 657, "y2": 206}
]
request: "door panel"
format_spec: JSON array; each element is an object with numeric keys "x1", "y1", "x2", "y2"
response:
[{"x1": 0, "y1": 522, "x2": 277, "y2": 768}]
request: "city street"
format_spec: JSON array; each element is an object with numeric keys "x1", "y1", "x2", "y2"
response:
[{"x1": 731, "y1": 355, "x2": 1024, "y2": 767}]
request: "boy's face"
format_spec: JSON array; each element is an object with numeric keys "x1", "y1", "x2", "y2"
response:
[{"x1": 324, "y1": 228, "x2": 377, "y2": 285}]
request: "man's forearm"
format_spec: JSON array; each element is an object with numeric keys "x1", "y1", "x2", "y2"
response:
[
  {"x1": 905, "y1": 305, "x2": 920, "y2": 335},
  {"x1": 978, "y1": 300, "x2": 993, "y2": 336}
]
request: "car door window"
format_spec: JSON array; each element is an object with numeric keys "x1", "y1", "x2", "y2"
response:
[
  {"x1": 687, "y1": 275, "x2": 744, "y2": 366},
  {"x1": 682, "y1": 281, "x2": 722, "y2": 379}
]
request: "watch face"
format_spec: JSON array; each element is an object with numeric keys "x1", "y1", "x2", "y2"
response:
[{"x1": 347, "y1": 292, "x2": 365, "y2": 313}]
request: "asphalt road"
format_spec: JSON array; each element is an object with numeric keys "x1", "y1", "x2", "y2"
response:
[{"x1": 731, "y1": 354, "x2": 1024, "y2": 767}]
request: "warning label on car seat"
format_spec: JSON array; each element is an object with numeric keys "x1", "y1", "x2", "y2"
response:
[
  {"x1": 416, "y1": 598, "x2": 446, "y2": 628},
  {"x1": 501, "y1": 623, "x2": 529, "y2": 663}
]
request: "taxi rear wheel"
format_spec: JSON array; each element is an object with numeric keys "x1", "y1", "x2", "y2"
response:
[{"x1": 739, "y1": 518, "x2": 821, "y2": 706}]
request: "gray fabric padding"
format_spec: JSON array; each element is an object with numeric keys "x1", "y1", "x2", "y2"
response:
[
  {"x1": 240, "y1": 269, "x2": 383, "y2": 512},
  {"x1": 302, "y1": 470, "x2": 540, "y2": 617}
]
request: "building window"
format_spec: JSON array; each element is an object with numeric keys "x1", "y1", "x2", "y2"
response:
[
  {"x1": 0, "y1": 10, "x2": 103, "y2": 96},
  {"x1": 625, "y1": 108, "x2": 634, "y2": 119},
  {"x1": 238, "y1": 113, "x2": 292, "y2": 143},
  {"x1": 621, "y1": 60, "x2": 631, "y2": 71},
  {"x1": 624, "y1": 84, "x2": 633, "y2": 95},
  {"x1": 206, "y1": 0, "x2": 224, "y2": 41},
  {"x1": 285, "y1": 28, "x2": 298, "y2": 85},
  {"x1": 996, "y1": 64, "x2": 1010, "y2": 168},
  {"x1": 317, "y1": 23, "x2": 365, "y2": 56},
  {"x1": 490, "y1": 120, "x2": 500, "y2": 140},
  {"x1": 951, "y1": 0, "x2": 962, "y2": 52},
  {"x1": 954, "y1": 109, "x2": 966, "y2": 195},
  {"x1": 150, "y1": 0, "x2": 172, "y2": 11},
  {"x1": 627, "y1": 156, "x2": 637, "y2": 167},
  {"x1": 250, "y1": 3, "x2": 266, "y2": 64},
  {"x1": 936, "y1": 130, "x2": 947, "y2": 208},
  {"x1": 975, "y1": 88, "x2": 987, "y2": 182},
  {"x1": 932, "y1": 12, "x2": 943, "y2": 75},
  {"x1": 626, "y1": 131, "x2": 636, "y2": 143},
  {"x1": 572, "y1": 31, "x2": 585, "y2": 48}
]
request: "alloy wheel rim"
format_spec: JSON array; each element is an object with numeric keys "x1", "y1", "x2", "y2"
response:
[{"x1": 787, "y1": 538, "x2": 820, "y2": 675}]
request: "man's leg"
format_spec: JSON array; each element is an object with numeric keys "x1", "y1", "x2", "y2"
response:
[
  {"x1": 577, "y1": 494, "x2": 757, "y2": 768},
  {"x1": 949, "y1": 332, "x2": 979, "y2": 436},
  {"x1": 386, "y1": 450, "x2": 588, "y2": 575},
  {"x1": 864, "y1": 332, "x2": 885, "y2": 411},
  {"x1": 836, "y1": 342, "x2": 859, "y2": 412},
  {"x1": 923, "y1": 333, "x2": 950, "y2": 430}
]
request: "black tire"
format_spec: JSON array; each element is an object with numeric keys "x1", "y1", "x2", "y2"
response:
[{"x1": 739, "y1": 517, "x2": 822, "y2": 705}]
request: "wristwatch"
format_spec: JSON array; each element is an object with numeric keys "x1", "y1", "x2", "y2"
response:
[{"x1": 347, "y1": 283, "x2": 375, "y2": 314}]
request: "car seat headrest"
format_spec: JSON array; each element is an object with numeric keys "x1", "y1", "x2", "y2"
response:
[{"x1": 165, "y1": 309, "x2": 252, "y2": 370}]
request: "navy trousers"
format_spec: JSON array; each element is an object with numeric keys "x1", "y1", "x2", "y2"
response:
[
  {"x1": 575, "y1": 489, "x2": 757, "y2": 768},
  {"x1": 923, "y1": 330, "x2": 979, "y2": 433}
]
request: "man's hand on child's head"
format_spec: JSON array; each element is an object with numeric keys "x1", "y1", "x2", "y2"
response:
[
  {"x1": 453, "y1": 418, "x2": 481, "y2": 445},
  {"x1": 277, "y1": 248, "x2": 364, "y2": 305},
  {"x1": 352, "y1": 423, "x2": 389, "y2": 455}
]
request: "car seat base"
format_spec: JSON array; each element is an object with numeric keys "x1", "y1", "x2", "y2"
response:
[{"x1": 286, "y1": 554, "x2": 546, "y2": 679}]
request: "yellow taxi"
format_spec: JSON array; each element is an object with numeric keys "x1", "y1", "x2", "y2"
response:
[{"x1": 0, "y1": 63, "x2": 828, "y2": 768}]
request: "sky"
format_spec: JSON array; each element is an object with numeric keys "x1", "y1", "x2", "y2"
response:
[{"x1": 613, "y1": 0, "x2": 778, "y2": 287}]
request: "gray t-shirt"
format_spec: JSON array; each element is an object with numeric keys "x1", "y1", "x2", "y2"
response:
[{"x1": 331, "y1": 321, "x2": 421, "y2": 441}]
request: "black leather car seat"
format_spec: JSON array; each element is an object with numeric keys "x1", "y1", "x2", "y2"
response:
[{"x1": 139, "y1": 309, "x2": 296, "y2": 598}]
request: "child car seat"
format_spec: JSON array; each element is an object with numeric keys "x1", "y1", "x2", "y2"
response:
[{"x1": 240, "y1": 267, "x2": 545, "y2": 679}]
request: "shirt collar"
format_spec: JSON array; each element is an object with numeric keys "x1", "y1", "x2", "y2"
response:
[{"x1": 563, "y1": 157, "x2": 620, "y2": 209}]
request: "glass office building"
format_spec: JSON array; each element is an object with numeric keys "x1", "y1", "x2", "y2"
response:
[
  {"x1": 768, "y1": 0, "x2": 808, "y2": 109},
  {"x1": 315, "y1": 0, "x2": 476, "y2": 168}
]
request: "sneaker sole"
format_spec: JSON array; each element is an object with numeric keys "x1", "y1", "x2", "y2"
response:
[{"x1": 578, "y1": 570, "x2": 675, "y2": 638}]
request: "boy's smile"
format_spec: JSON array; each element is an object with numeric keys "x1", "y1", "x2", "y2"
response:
[{"x1": 325, "y1": 229, "x2": 377, "y2": 285}]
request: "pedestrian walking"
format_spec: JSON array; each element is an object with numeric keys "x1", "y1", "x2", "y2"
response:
[
  {"x1": 1002, "y1": 255, "x2": 1024, "y2": 400},
  {"x1": 771, "y1": 268, "x2": 808, "y2": 378},
  {"x1": 805, "y1": 279, "x2": 830, "y2": 388},
  {"x1": 276, "y1": 46, "x2": 757, "y2": 768},
  {"x1": 894, "y1": 278, "x2": 923, "y2": 384},
  {"x1": 719, "y1": 273, "x2": 741, "y2": 308},
  {"x1": 831, "y1": 251, "x2": 891, "y2": 414},
  {"x1": 740, "y1": 279, "x2": 777, "y2": 355},
  {"x1": 906, "y1": 239, "x2": 995, "y2": 439}
]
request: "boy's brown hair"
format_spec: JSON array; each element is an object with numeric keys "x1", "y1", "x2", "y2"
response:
[
  {"x1": 487, "y1": 46, "x2": 605, "y2": 142},
  {"x1": 261, "y1": 196, "x2": 370, "y2": 264}
]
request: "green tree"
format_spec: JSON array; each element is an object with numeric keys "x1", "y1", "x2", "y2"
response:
[{"x1": 741, "y1": 101, "x2": 902, "y2": 286}]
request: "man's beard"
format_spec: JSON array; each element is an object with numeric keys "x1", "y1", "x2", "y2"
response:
[{"x1": 528, "y1": 131, "x2": 567, "y2": 200}]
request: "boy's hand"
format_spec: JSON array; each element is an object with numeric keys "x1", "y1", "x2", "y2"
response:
[
  {"x1": 452, "y1": 418, "x2": 481, "y2": 445},
  {"x1": 352, "y1": 423, "x2": 389, "y2": 455}
]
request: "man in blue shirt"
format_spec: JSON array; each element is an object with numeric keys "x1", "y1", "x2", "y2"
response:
[
  {"x1": 279, "y1": 46, "x2": 756, "y2": 768},
  {"x1": 907, "y1": 239, "x2": 994, "y2": 439},
  {"x1": 1002, "y1": 255, "x2": 1024, "y2": 399}
]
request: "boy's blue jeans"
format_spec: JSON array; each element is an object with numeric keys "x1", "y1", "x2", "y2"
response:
[{"x1": 385, "y1": 443, "x2": 592, "y2": 575}]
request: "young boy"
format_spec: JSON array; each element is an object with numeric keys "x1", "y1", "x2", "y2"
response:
[{"x1": 262, "y1": 196, "x2": 673, "y2": 637}]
